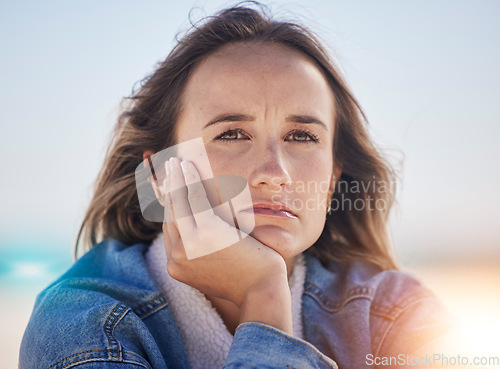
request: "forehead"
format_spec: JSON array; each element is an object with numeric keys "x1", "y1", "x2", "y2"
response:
[
  {"x1": 191, "y1": 42, "x2": 321, "y2": 78},
  {"x1": 178, "y1": 42, "x2": 335, "y2": 128}
]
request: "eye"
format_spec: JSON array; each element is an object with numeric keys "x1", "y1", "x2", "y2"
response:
[
  {"x1": 214, "y1": 128, "x2": 250, "y2": 142},
  {"x1": 285, "y1": 129, "x2": 319, "y2": 144}
]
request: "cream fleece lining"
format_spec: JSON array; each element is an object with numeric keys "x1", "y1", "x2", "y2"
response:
[{"x1": 145, "y1": 233, "x2": 306, "y2": 369}]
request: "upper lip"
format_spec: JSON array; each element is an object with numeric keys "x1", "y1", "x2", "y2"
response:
[{"x1": 243, "y1": 201, "x2": 297, "y2": 217}]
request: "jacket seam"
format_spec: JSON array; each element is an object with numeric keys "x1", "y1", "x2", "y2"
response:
[
  {"x1": 61, "y1": 357, "x2": 150, "y2": 369},
  {"x1": 49, "y1": 349, "x2": 152, "y2": 369},
  {"x1": 304, "y1": 282, "x2": 375, "y2": 312},
  {"x1": 50, "y1": 350, "x2": 105, "y2": 368},
  {"x1": 237, "y1": 322, "x2": 336, "y2": 368},
  {"x1": 370, "y1": 289, "x2": 434, "y2": 320},
  {"x1": 104, "y1": 303, "x2": 131, "y2": 359},
  {"x1": 373, "y1": 295, "x2": 435, "y2": 357},
  {"x1": 133, "y1": 293, "x2": 168, "y2": 320},
  {"x1": 60, "y1": 357, "x2": 150, "y2": 369}
]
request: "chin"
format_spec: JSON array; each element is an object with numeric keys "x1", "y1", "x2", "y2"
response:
[{"x1": 248, "y1": 225, "x2": 300, "y2": 259}]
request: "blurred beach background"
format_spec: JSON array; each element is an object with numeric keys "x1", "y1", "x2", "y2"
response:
[{"x1": 1, "y1": 1, "x2": 499, "y2": 368}]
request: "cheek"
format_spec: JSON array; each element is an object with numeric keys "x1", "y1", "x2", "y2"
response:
[
  {"x1": 206, "y1": 150, "x2": 238, "y2": 176},
  {"x1": 291, "y1": 142, "x2": 333, "y2": 173},
  {"x1": 291, "y1": 155, "x2": 332, "y2": 236},
  {"x1": 294, "y1": 156, "x2": 333, "y2": 196},
  {"x1": 296, "y1": 177, "x2": 331, "y2": 249}
]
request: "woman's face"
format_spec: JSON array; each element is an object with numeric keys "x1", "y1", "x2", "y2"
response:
[{"x1": 174, "y1": 42, "x2": 340, "y2": 263}]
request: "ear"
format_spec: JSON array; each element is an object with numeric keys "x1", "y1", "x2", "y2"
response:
[
  {"x1": 142, "y1": 150, "x2": 166, "y2": 206},
  {"x1": 333, "y1": 164, "x2": 342, "y2": 182},
  {"x1": 328, "y1": 164, "x2": 342, "y2": 199},
  {"x1": 143, "y1": 150, "x2": 155, "y2": 168}
]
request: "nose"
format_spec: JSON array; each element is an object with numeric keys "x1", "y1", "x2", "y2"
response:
[{"x1": 248, "y1": 143, "x2": 292, "y2": 192}]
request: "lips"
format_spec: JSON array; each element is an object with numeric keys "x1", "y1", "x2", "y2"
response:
[{"x1": 241, "y1": 201, "x2": 298, "y2": 219}]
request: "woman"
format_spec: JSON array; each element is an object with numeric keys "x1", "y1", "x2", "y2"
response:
[{"x1": 20, "y1": 4, "x2": 455, "y2": 368}]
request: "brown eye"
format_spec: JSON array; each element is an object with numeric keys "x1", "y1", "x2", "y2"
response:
[
  {"x1": 220, "y1": 131, "x2": 239, "y2": 139},
  {"x1": 292, "y1": 131, "x2": 310, "y2": 141},
  {"x1": 215, "y1": 129, "x2": 249, "y2": 141},
  {"x1": 285, "y1": 129, "x2": 319, "y2": 143}
]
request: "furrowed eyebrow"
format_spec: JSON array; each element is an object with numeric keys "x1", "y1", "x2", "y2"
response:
[
  {"x1": 285, "y1": 114, "x2": 328, "y2": 130},
  {"x1": 202, "y1": 113, "x2": 328, "y2": 130},
  {"x1": 203, "y1": 114, "x2": 256, "y2": 129}
]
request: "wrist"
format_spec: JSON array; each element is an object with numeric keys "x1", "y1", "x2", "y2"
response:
[{"x1": 239, "y1": 274, "x2": 293, "y2": 335}]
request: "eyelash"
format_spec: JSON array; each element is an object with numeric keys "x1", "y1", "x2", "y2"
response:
[{"x1": 214, "y1": 128, "x2": 320, "y2": 144}]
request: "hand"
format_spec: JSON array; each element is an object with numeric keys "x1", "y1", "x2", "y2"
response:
[
  {"x1": 161, "y1": 157, "x2": 293, "y2": 333},
  {"x1": 162, "y1": 156, "x2": 286, "y2": 305}
]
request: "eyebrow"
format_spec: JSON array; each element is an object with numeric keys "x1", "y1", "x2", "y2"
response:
[
  {"x1": 285, "y1": 114, "x2": 328, "y2": 129},
  {"x1": 203, "y1": 113, "x2": 328, "y2": 130},
  {"x1": 204, "y1": 114, "x2": 255, "y2": 128}
]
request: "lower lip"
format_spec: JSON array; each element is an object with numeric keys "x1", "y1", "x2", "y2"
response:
[{"x1": 244, "y1": 208, "x2": 297, "y2": 219}]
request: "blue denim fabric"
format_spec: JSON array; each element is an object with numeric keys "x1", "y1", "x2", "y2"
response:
[{"x1": 20, "y1": 238, "x2": 455, "y2": 368}]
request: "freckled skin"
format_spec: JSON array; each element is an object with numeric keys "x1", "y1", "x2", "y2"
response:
[{"x1": 175, "y1": 42, "x2": 341, "y2": 268}]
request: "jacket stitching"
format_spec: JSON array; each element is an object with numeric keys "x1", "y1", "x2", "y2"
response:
[
  {"x1": 304, "y1": 282, "x2": 375, "y2": 312},
  {"x1": 133, "y1": 293, "x2": 168, "y2": 320},
  {"x1": 103, "y1": 304, "x2": 120, "y2": 350},
  {"x1": 50, "y1": 350, "x2": 153, "y2": 369},
  {"x1": 50, "y1": 350, "x2": 105, "y2": 368},
  {"x1": 370, "y1": 289, "x2": 434, "y2": 320},
  {"x1": 134, "y1": 294, "x2": 167, "y2": 312},
  {"x1": 305, "y1": 290, "x2": 374, "y2": 313},
  {"x1": 237, "y1": 323, "x2": 336, "y2": 368},
  {"x1": 103, "y1": 303, "x2": 131, "y2": 360},
  {"x1": 59, "y1": 356, "x2": 151, "y2": 369},
  {"x1": 49, "y1": 349, "x2": 151, "y2": 369},
  {"x1": 373, "y1": 295, "x2": 435, "y2": 357},
  {"x1": 126, "y1": 351, "x2": 153, "y2": 364}
]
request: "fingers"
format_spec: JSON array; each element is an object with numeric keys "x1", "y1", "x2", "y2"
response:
[
  {"x1": 163, "y1": 182, "x2": 179, "y2": 249},
  {"x1": 163, "y1": 168, "x2": 185, "y2": 262},
  {"x1": 164, "y1": 156, "x2": 230, "y2": 261},
  {"x1": 168, "y1": 157, "x2": 196, "y2": 231},
  {"x1": 180, "y1": 160, "x2": 215, "y2": 227},
  {"x1": 162, "y1": 172, "x2": 176, "y2": 258},
  {"x1": 163, "y1": 218, "x2": 182, "y2": 259}
]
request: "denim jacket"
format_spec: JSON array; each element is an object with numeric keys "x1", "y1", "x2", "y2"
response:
[{"x1": 20, "y1": 238, "x2": 455, "y2": 369}]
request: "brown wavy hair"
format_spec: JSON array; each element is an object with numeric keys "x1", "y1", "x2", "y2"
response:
[{"x1": 75, "y1": 2, "x2": 399, "y2": 270}]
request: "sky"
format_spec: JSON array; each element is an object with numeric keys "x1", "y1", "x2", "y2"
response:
[{"x1": 0, "y1": 0, "x2": 499, "y2": 289}]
